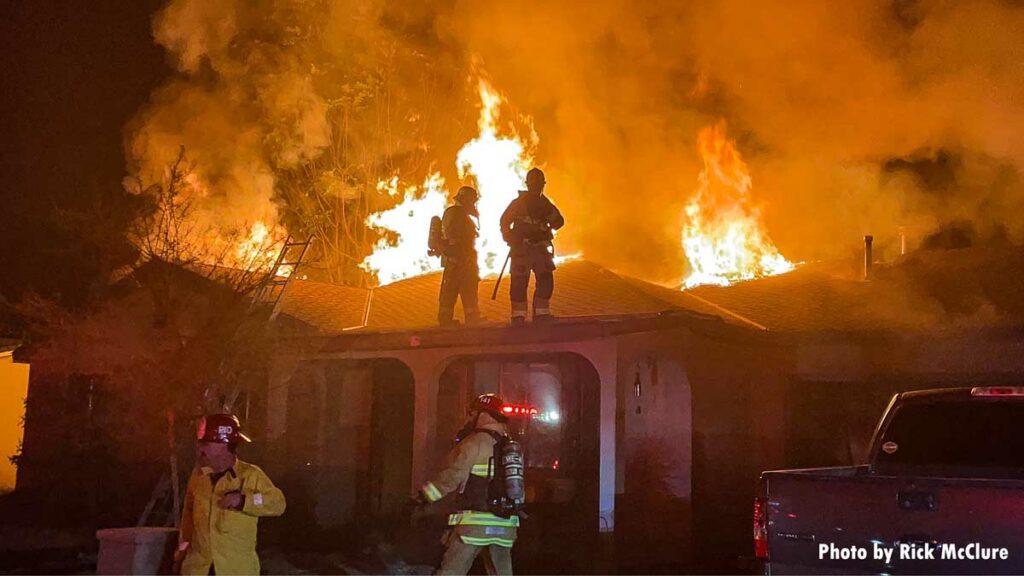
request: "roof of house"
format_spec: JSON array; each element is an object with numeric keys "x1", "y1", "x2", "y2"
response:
[
  {"x1": 275, "y1": 244, "x2": 1024, "y2": 338},
  {"x1": 688, "y1": 244, "x2": 1024, "y2": 333},
  {"x1": 276, "y1": 260, "x2": 748, "y2": 335},
  {"x1": 276, "y1": 278, "x2": 368, "y2": 334}
]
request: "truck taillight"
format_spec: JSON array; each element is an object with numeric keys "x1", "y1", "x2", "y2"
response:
[{"x1": 753, "y1": 496, "x2": 769, "y2": 560}]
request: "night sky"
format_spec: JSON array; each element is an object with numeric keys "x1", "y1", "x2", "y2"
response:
[{"x1": 0, "y1": 1, "x2": 167, "y2": 309}]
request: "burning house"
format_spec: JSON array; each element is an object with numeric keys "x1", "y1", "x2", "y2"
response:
[
  {"x1": 264, "y1": 259, "x2": 789, "y2": 571},
  {"x1": 249, "y1": 98, "x2": 803, "y2": 570},
  {"x1": 9, "y1": 0, "x2": 1024, "y2": 573},
  {"x1": 252, "y1": 240, "x2": 1024, "y2": 571}
]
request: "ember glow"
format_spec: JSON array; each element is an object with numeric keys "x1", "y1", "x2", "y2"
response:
[
  {"x1": 682, "y1": 122, "x2": 794, "y2": 288},
  {"x1": 361, "y1": 78, "x2": 542, "y2": 285}
]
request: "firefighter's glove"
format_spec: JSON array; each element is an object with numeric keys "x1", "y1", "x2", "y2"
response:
[
  {"x1": 406, "y1": 496, "x2": 429, "y2": 525},
  {"x1": 414, "y1": 492, "x2": 430, "y2": 509}
]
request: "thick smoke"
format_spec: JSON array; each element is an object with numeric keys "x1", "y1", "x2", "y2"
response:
[
  {"x1": 128, "y1": 1, "x2": 330, "y2": 241},
  {"x1": 127, "y1": 0, "x2": 479, "y2": 279},
  {"x1": 129, "y1": 0, "x2": 1024, "y2": 284},
  {"x1": 446, "y1": 0, "x2": 1024, "y2": 280}
]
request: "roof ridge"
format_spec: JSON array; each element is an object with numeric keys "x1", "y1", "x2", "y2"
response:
[
  {"x1": 680, "y1": 291, "x2": 769, "y2": 331},
  {"x1": 607, "y1": 269, "x2": 770, "y2": 331},
  {"x1": 596, "y1": 265, "x2": 704, "y2": 315}
]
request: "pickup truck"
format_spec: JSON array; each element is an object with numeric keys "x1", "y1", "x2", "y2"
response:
[{"x1": 755, "y1": 387, "x2": 1024, "y2": 575}]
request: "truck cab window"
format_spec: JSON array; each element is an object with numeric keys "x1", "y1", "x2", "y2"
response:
[{"x1": 878, "y1": 400, "x2": 1024, "y2": 472}]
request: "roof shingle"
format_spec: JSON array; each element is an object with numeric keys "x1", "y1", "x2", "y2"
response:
[{"x1": 276, "y1": 260, "x2": 743, "y2": 334}]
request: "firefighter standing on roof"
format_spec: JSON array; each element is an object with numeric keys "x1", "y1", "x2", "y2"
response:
[
  {"x1": 437, "y1": 186, "x2": 483, "y2": 326},
  {"x1": 418, "y1": 394, "x2": 520, "y2": 575},
  {"x1": 500, "y1": 168, "x2": 564, "y2": 324},
  {"x1": 176, "y1": 414, "x2": 286, "y2": 575}
]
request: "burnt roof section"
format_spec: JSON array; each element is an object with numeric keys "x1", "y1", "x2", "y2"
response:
[{"x1": 688, "y1": 244, "x2": 1024, "y2": 334}]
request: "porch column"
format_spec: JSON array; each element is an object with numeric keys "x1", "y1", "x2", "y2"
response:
[
  {"x1": 576, "y1": 340, "x2": 619, "y2": 533},
  {"x1": 404, "y1": 353, "x2": 444, "y2": 493}
]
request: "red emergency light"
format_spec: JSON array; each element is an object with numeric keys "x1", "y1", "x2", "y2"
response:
[{"x1": 501, "y1": 404, "x2": 538, "y2": 416}]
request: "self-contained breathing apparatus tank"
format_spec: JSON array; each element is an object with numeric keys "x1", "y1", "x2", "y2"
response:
[
  {"x1": 469, "y1": 429, "x2": 525, "y2": 518},
  {"x1": 427, "y1": 215, "x2": 444, "y2": 257},
  {"x1": 489, "y1": 435, "x2": 526, "y2": 518}
]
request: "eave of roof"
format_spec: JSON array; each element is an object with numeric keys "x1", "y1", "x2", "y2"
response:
[{"x1": 299, "y1": 309, "x2": 765, "y2": 355}]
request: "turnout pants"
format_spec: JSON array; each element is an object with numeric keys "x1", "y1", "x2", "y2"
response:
[
  {"x1": 439, "y1": 261, "x2": 480, "y2": 324},
  {"x1": 438, "y1": 526, "x2": 515, "y2": 575},
  {"x1": 509, "y1": 249, "x2": 555, "y2": 320}
]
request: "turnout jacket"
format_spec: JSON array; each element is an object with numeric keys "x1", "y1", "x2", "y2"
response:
[
  {"x1": 421, "y1": 420, "x2": 519, "y2": 547},
  {"x1": 499, "y1": 192, "x2": 564, "y2": 257},
  {"x1": 178, "y1": 458, "x2": 286, "y2": 575}
]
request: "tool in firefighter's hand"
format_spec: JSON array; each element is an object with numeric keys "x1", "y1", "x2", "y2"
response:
[{"x1": 491, "y1": 252, "x2": 511, "y2": 300}]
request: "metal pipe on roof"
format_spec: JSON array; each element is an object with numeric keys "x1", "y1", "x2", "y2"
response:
[{"x1": 864, "y1": 235, "x2": 874, "y2": 281}]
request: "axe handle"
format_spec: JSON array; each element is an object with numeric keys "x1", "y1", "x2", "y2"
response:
[{"x1": 491, "y1": 252, "x2": 511, "y2": 300}]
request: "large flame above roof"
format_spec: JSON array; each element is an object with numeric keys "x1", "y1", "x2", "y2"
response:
[
  {"x1": 682, "y1": 121, "x2": 794, "y2": 288},
  {"x1": 360, "y1": 78, "x2": 537, "y2": 285}
]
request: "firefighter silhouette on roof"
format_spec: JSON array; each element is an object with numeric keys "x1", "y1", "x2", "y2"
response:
[
  {"x1": 499, "y1": 168, "x2": 565, "y2": 324},
  {"x1": 432, "y1": 186, "x2": 483, "y2": 327}
]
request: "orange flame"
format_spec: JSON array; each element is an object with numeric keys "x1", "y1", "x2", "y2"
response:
[
  {"x1": 234, "y1": 221, "x2": 290, "y2": 277},
  {"x1": 362, "y1": 77, "x2": 545, "y2": 285},
  {"x1": 682, "y1": 121, "x2": 794, "y2": 288},
  {"x1": 155, "y1": 170, "x2": 287, "y2": 276},
  {"x1": 360, "y1": 173, "x2": 448, "y2": 284},
  {"x1": 456, "y1": 78, "x2": 536, "y2": 275}
]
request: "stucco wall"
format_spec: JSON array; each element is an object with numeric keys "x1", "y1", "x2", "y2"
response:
[
  {"x1": 266, "y1": 324, "x2": 792, "y2": 569},
  {"x1": 615, "y1": 329, "x2": 695, "y2": 567}
]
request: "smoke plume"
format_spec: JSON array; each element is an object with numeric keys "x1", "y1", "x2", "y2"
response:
[{"x1": 129, "y1": 0, "x2": 1024, "y2": 284}]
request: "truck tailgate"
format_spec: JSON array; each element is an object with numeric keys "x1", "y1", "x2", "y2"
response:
[{"x1": 764, "y1": 471, "x2": 1024, "y2": 574}]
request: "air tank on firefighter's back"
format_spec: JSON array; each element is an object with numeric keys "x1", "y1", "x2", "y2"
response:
[{"x1": 500, "y1": 437, "x2": 526, "y2": 510}]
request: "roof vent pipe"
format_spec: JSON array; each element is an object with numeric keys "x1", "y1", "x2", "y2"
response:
[{"x1": 864, "y1": 235, "x2": 874, "y2": 281}]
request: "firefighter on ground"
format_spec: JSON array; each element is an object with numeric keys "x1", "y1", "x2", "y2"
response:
[
  {"x1": 500, "y1": 167, "x2": 564, "y2": 324},
  {"x1": 176, "y1": 413, "x2": 286, "y2": 575},
  {"x1": 417, "y1": 394, "x2": 520, "y2": 575},
  {"x1": 438, "y1": 186, "x2": 483, "y2": 326}
]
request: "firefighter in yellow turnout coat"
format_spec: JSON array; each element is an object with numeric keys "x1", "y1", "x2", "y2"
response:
[
  {"x1": 177, "y1": 414, "x2": 286, "y2": 575},
  {"x1": 420, "y1": 394, "x2": 519, "y2": 575}
]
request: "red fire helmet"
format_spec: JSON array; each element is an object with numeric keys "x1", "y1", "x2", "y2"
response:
[
  {"x1": 197, "y1": 413, "x2": 251, "y2": 445},
  {"x1": 471, "y1": 393, "x2": 509, "y2": 422}
]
